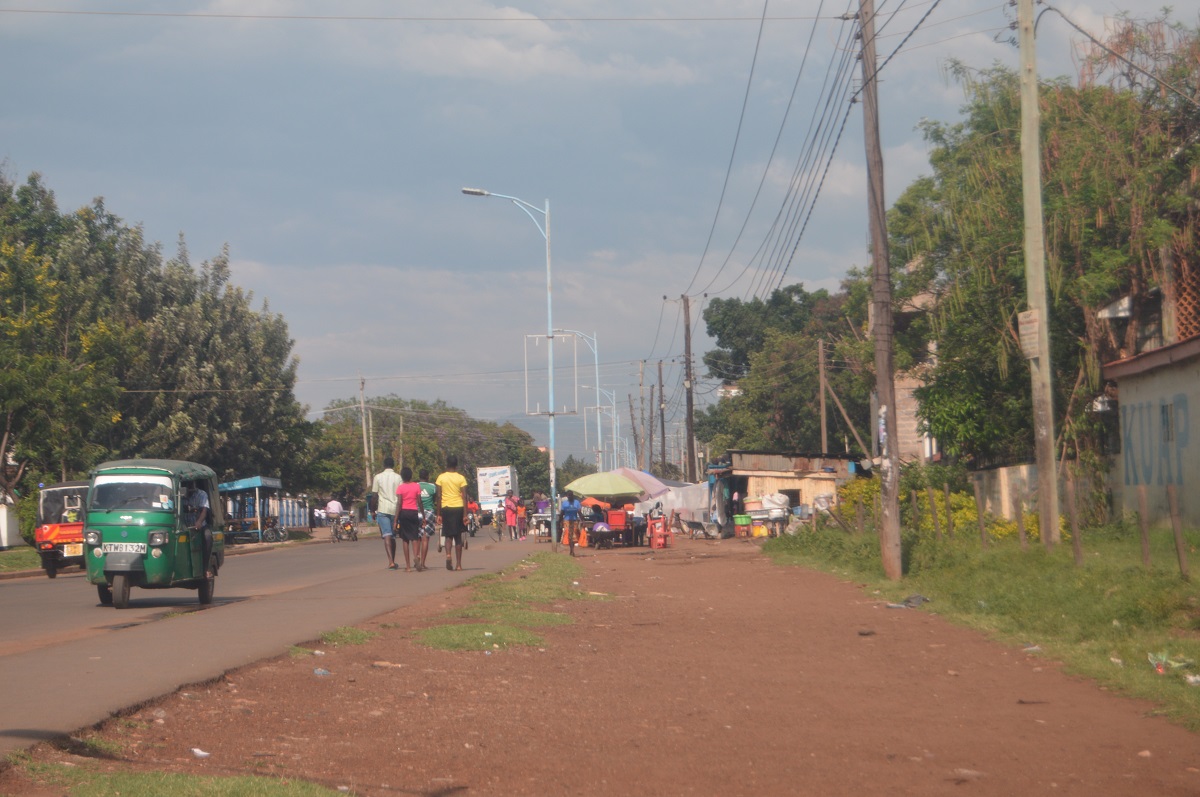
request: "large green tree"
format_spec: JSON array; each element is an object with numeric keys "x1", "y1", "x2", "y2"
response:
[
  {"x1": 895, "y1": 30, "x2": 1200, "y2": 464},
  {"x1": 0, "y1": 171, "x2": 309, "y2": 495},
  {"x1": 696, "y1": 280, "x2": 874, "y2": 456}
]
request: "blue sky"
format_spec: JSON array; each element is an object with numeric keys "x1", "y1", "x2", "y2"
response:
[{"x1": 2, "y1": 1, "x2": 1193, "y2": 465}]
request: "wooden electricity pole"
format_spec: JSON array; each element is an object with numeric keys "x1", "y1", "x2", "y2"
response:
[
  {"x1": 1018, "y1": 0, "x2": 1061, "y2": 543},
  {"x1": 819, "y1": 338, "x2": 828, "y2": 453},
  {"x1": 860, "y1": 0, "x2": 902, "y2": 580},
  {"x1": 648, "y1": 383, "x2": 657, "y2": 471}
]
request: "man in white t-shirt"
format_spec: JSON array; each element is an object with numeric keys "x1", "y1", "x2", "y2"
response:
[{"x1": 370, "y1": 458, "x2": 403, "y2": 569}]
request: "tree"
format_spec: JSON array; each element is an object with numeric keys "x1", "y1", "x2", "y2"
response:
[
  {"x1": 556, "y1": 455, "x2": 596, "y2": 491},
  {"x1": 0, "y1": 232, "x2": 119, "y2": 501},
  {"x1": 696, "y1": 281, "x2": 873, "y2": 456}
]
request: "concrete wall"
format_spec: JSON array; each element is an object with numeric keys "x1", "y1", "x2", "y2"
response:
[
  {"x1": 1110, "y1": 360, "x2": 1197, "y2": 527},
  {"x1": 973, "y1": 465, "x2": 1037, "y2": 519}
]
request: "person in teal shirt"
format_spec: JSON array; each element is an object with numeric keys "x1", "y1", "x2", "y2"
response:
[{"x1": 418, "y1": 469, "x2": 437, "y2": 571}]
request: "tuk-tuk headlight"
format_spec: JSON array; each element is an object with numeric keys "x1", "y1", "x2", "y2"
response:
[
  {"x1": 84, "y1": 530, "x2": 101, "y2": 546},
  {"x1": 148, "y1": 531, "x2": 168, "y2": 546}
]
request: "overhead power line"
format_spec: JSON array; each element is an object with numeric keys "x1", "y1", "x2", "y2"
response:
[{"x1": 0, "y1": 8, "x2": 851, "y2": 23}]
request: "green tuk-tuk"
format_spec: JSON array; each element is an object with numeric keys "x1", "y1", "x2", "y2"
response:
[{"x1": 84, "y1": 459, "x2": 225, "y2": 609}]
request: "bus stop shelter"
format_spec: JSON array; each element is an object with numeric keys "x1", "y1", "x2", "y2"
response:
[{"x1": 218, "y1": 476, "x2": 284, "y2": 543}]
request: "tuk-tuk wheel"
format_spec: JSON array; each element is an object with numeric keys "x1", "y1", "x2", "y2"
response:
[
  {"x1": 97, "y1": 582, "x2": 113, "y2": 605},
  {"x1": 44, "y1": 562, "x2": 57, "y2": 579},
  {"x1": 111, "y1": 573, "x2": 131, "y2": 609},
  {"x1": 198, "y1": 573, "x2": 215, "y2": 605}
]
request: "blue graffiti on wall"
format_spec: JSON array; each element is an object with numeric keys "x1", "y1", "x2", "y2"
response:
[{"x1": 1122, "y1": 394, "x2": 1189, "y2": 486}]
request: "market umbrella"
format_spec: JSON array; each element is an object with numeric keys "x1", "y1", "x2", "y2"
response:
[
  {"x1": 581, "y1": 496, "x2": 611, "y2": 510},
  {"x1": 609, "y1": 467, "x2": 671, "y2": 499},
  {"x1": 563, "y1": 471, "x2": 644, "y2": 499}
]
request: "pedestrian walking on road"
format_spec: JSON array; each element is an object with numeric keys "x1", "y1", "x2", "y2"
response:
[
  {"x1": 370, "y1": 457, "x2": 402, "y2": 570},
  {"x1": 435, "y1": 455, "x2": 470, "y2": 571},
  {"x1": 561, "y1": 490, "x2": 582, "y2": 556},
  {"x1": 395, "y1": 467, "x2": 424, "y2": 571},
  {"x1": 504, "y1": 490, "x2": 520, "y2": 541},
  {"x1": 418, "y1": 469, "x2": 437, "y2": 570}
]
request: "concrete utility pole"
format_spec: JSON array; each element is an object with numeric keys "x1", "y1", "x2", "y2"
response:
[
  {"x1": 659, "y1": 360, "x2": 667, "y2": 475},
  {"x1": 648, "y1": 383, "x2": 657, "y2": 471},
  {"x1": 860, "y1": 0, "x2": 902, "y2": 580},
  {"x1": 682, "y1": 294, "x2": 697, "y2": 482},
  {"x1": 628, "y1": 394, "x2": 640, "y2": 466},
  {"x1": 1018, "y1": 0, "x2": 1062, "y2": 544},
  {"x1": 638, "y1": 361, "x2": 647, "y2": 470}
]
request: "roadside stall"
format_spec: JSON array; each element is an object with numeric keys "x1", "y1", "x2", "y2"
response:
[{"x1": 218, "y1": 475, "x2": 285, "y2": 543}]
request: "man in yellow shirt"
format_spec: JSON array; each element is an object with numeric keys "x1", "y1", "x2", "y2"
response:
[{"x1": 435, "y1": 454, "x2": 470, "y2": 571}]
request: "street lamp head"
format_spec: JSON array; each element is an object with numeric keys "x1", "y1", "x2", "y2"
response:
[{"x1": 461, "y1": 187, "x2": 490, "y2": 196}]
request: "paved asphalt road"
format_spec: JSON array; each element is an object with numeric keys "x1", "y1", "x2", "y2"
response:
[{"x1": 0, "y1": 532, "x2": 536, "y2": 755}]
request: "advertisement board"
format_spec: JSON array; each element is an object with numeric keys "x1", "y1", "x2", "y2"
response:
[{"x1": 476, "y1": 466, "x2": 516, "y2": 513}]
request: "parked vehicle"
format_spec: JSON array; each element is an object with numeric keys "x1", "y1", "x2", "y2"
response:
[
  {"x1": 84, "y1": 459, "x2": 225, "y2": 609},
  {"x1": 34, "y1": 481, "x2": 89, "y2": 578}
]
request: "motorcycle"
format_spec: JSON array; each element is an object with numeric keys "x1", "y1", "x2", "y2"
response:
[
  {"x1": 330, "y1": 514, "x2": 358, "y2": 543},
  {"x1": 466, "y1": 511, "x2": 479, "y2": 537}
]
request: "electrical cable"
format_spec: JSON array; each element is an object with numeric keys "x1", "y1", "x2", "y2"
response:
[
  {"x1": 682, "y1": 0, "x2": 772, "y2": 297},
  {"x1": 696, "y1": 0, "x2": 833, "y2": 296}
]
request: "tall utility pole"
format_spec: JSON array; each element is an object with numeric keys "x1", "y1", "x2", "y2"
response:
[
  {"x1": 860, "y1": 0, "x2": 902, "y2": 580},
  {"x1": 1018, "y1": 0, "x2": 1061, "y2": 544},
  {"x1": 818, "y1": 338, "x2": 828, "y2": 453},
  {"x1": 659, "y1": 360, "x2": 667, "y2": 475},
  {"x1": 359, "y1": 377, "x2": 371, "y2": 489},
  {"x1": 638, "y1": 361, "x2": 647, "y2": 471},
  {"x1": 628, "y1": 394, "x2": 640, "y2": 466},
  {"x1": 647, "y1": 383, "x2": 657, "y2": 470},
  {"x1": 682, "y1": 294, "x2": 697, "y2": 482}
]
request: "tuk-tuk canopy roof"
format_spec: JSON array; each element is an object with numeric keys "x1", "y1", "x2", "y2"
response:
[
  {"x1": 41, "y1": 480, "x2": 90, "y2": 491},
  {"x1": 218, "y1": 475, "x2": 282, "y2": 493},
  {"x1": 89, "y1": 459, "x2": 217, "y2": 482}
]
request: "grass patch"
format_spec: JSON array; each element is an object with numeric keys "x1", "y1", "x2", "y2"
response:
[
  {"x1": 0, "y1": 547, "x2": 41, "y2": 572},
  {"x1": 416, "y1": 552, "x2": 588, "y2": 651},
  {"x1": 416, "y1": 622, "x2": 544, "y2": 650},
  {"x1": 766, "y1": 523, "x2": 1200, "y2": 730},
  {"x1": 287, "y1": 646, "x2": 316, "y2": 658},
  {"x1": 15, "y1": 765, "x2": 342, "y2": 796},
  {"x1": 450, "y1": 603, "x2": 573, "y2": 627},
  {"x1": 318, "y1": 627, "x2": 378, "y2": 647}
]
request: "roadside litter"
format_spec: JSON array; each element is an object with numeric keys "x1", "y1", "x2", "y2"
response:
[
  {"x1": 886, "y1": 594, "x2": 931, "y2": 609},
  {"x1": 1148, "y1": 651, "x2": 1195, "y2": 674}
]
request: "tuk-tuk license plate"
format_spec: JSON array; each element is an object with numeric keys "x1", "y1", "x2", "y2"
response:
[
  {"x1": 101, "y1": 542, "x2": 147, "y2": 554},
  {"x1": 62, "y1": 544, "x2": 83, "y2": 557}
]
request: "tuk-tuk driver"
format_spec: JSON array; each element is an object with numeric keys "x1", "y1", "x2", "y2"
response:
[{"x1": 187, "y1": 486, "x2": 213, "y2": 579}]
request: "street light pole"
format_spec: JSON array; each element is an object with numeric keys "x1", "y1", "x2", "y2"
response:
[{"x1": 462, "y1": 187, "x2": 558, "y2": 551}]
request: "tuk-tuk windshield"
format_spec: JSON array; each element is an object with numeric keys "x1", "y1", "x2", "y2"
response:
[
  {"x1": 89, "y1": 474, "x2": 175, "y2": 512},
  {"x1": 38, "y1": 486, "x2": 88, "y2": 524}
]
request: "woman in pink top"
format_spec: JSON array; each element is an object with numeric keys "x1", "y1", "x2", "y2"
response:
[{"x1": 395, "y1": 467, "x2": 425, "y2": 571}]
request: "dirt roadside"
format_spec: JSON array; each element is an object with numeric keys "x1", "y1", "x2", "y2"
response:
[{"x1": 3, "y1": 537, "x2": 1199, "y2": 796}]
